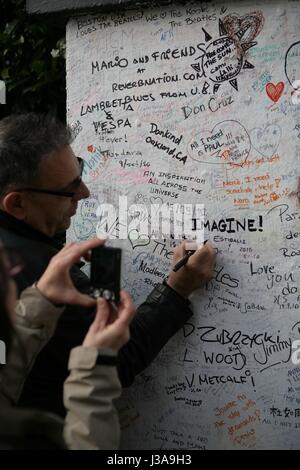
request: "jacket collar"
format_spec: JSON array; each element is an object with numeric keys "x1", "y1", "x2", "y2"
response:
[{"x1": 0, "y1": 210, "x2": 64, "y2": 250}]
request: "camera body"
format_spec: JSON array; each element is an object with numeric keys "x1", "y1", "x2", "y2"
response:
[{"x1": 90, "y1": 246, "x2": 121, "y2": 303}]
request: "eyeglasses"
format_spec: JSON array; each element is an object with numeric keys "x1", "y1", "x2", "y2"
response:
[{"x1": 13, "y1": 157, "x2": 84, "y2": 198}]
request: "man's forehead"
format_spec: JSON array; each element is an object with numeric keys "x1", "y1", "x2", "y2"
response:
[{"x1": 39, "y1": 146, "x2": 77, "y2": 180}]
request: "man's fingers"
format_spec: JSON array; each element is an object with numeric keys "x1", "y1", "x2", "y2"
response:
[
  {"x1": 189, "y1": 241, "x2": 215, "y2": 262},
  {"x1": 172, "y1": 242, "x2": 185, "y2": 264},
  {"x1": 206, "y1": 242, "x2": 217, "y2": 259},
  {"x1": 172, "y1": 240, "x2": 215, "y2": 268}
]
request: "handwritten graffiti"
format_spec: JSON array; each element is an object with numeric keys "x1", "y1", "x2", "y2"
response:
[
  {"x1": 284, "y1": 41, "x2": 300, "y2": 88},
  {"x1": 190, "y1": 14, "x2": 263, "y2": 93},
  {"x1": 250, "y1": 124, "x2": 282, "y2": 157},
  {"x1": 189, "y1": 119, "x2": 251, "y2": 166}
]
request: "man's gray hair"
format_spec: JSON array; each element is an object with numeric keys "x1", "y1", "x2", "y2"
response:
[{"x1": 0, "y1": 113, "x2": 73, "y2": 195}]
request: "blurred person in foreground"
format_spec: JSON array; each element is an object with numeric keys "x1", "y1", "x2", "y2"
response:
[{"x1": 0, "y1": 238, "x2": 135, "y2": 449}]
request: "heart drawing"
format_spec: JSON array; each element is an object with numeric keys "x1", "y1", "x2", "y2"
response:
[
  {"x1": 73, "y1": 219, "x2": 95, "y2": 240},
  {"x1": 188, "y1": 119, "x2": 251, "y2": 167},
  {"x1": 250, "y1": 124, "x2": 282, "y2": 158},
  {"x1": 150, "y1": 196, "x2": 163, "y2": 205},
  {"x1": 222, "y1": 11, "x2": 265, "y2": 44},
  {"x1": 266, "y1": 82, "x2": 284, "y2": 103},
  {"x1": 128, "y1": 229, "x2": 150, "y2": 249}
]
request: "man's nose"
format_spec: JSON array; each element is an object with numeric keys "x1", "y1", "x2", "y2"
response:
[{"x1": 76, "y1": 181, "x2": 90, "y2": 200}]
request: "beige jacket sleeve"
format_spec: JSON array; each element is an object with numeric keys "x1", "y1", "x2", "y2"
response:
[
  {"x1": 63, "y1": 346, "x2": 121, "y2": 450},
  {"x1": 0, "y1": 287, "x2": 121, "y2": 450},
  {"x1": 0, "y1": 286, "x2": 64, "y2": 404}
]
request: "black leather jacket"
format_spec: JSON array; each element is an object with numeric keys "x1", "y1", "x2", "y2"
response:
[{"x1": 0, "y1": 211, "x2": 193, "y2": 416}]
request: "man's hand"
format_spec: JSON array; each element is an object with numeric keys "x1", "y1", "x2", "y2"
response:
[
  {"x1": 166, "y1": 241, "x2": 216, "y2": 298},
  {"x1": 36, "y1": 239, "x2": 105, "y2": 307},
  {"x1": 83, "y1": 290, "x2": 135, "y2": 352}
]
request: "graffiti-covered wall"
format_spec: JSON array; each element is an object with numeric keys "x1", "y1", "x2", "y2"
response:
[{"x1": 66, "y1": 0, "x2": 300, "y2": 449}]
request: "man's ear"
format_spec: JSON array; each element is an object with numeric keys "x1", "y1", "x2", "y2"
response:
[{"x1": 1, "y1": 192, "x2": 27, "y2": 220}]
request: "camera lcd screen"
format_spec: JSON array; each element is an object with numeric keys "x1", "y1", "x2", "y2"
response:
[{"x1": 90, "y1": 246, "x2": 121, "y2": 302}]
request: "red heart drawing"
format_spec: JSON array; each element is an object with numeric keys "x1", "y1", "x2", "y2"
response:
[{"x1": 266, "y1": 82, "x2": 284, "y2": 103}]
